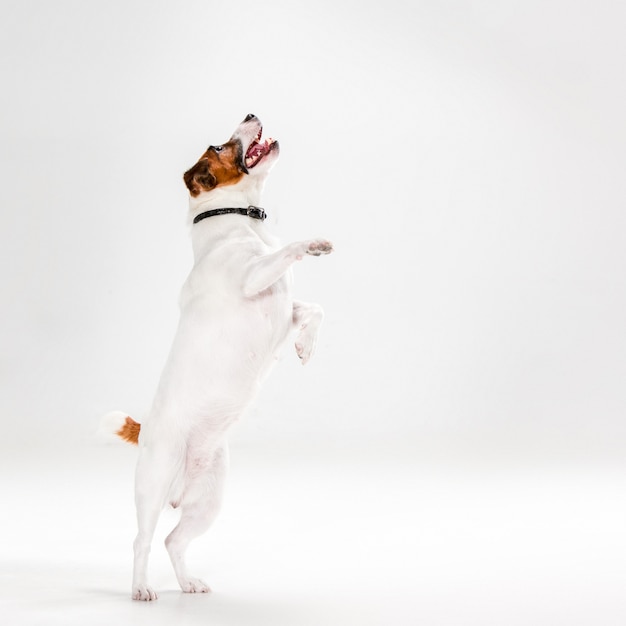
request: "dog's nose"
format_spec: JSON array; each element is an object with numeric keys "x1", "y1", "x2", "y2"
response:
[{"x1": 244, "y1": 113, "x2": 256, "y2": 122}]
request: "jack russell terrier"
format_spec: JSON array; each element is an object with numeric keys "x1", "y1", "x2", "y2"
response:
[{"x1": 103, "y1": 114, "x2": 332, "y2": 600}]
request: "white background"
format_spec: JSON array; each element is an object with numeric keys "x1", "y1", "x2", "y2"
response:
[{"x1": 1, "y1": 1, "x2": 625, "y2": 624}]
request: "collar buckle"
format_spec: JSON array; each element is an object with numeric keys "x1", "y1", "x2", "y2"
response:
[{"x1": 247, "y1": 205, "x2": 266, "y2": 220}]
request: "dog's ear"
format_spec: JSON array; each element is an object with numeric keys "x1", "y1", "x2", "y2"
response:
[{"x1": 184, "y1": 159, "x2": 217, "y2": 196}]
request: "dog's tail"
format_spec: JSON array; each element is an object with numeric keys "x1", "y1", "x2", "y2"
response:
[{"x1": 98, "y1": 410, "x2": 141, "y2": 445}]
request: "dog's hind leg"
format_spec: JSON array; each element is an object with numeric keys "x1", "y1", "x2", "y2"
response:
[
  {"x1": 132, "y1": 442, "x2": 181, "y2": 601},
  {"x1": 292, "y1": 300, "x2": 325, "y2": 365},
  {"x1": 165, "y1": 443, "x2": 228, "y2": 593}
]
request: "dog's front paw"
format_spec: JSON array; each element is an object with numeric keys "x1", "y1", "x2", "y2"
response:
[
  {"x1": 295, "y1": 329, "x2": 317, "y2": 365},
  {"x1": 180, "y1": 577, "x2": 211, "y2": 594},
  {"x1": 306, "y1": 239, "x2": 333, "y2": 256},
  {"x1": 132, "y1": 584, "x2": 158, "y2": 601}
]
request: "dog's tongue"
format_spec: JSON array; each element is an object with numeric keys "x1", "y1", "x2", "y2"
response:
[
  {"x1": 245, "y1": 138, "x2": 274, "y2": 167},
  {"x1": 246, "y1": 141, "x2": 263, "y2": 158}
]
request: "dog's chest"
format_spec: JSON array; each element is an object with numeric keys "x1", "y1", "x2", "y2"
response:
[
  {"x1": 179, "y1": 236, "x2": 293, "y2": 346},
  {"x1": 183, "y1": 235, "x2": 284, "y2": 299}
]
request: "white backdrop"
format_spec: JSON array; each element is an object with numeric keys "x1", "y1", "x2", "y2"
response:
[
  {"x1": 2, "y1": 0, "x2": 625, "y2": 451},
  {"x1": 1, "y1": 2, "x2": 626, "y2": 623}
]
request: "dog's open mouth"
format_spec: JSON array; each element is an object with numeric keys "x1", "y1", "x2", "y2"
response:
[{"x1": 245, "y1": 128, "x2": 276, "y2": 168}]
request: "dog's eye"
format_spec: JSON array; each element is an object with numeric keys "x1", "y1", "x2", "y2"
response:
[{"x1": 210, "y1": 145, "x2": 224, "y2": 153}]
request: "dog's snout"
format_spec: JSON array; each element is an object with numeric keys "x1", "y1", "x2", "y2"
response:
[{"x1": 243, "y1": 113, "x2": 256, "y2": 122}]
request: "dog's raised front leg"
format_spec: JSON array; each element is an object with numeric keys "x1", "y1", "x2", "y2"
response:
[
  {"x1": 243, "y1": 239, "x2": 333, "y2": 297},
  {"x1": 293, "y1": 300, "x2": 324, "y2": 365}
]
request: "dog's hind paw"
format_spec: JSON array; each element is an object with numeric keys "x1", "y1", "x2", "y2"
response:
[
  {"x1": 180, "y1": 577, "x2": 211, "y2": 594},
  {"x1": 132, "y1": 584, "x2": 158, "y2": 601}
]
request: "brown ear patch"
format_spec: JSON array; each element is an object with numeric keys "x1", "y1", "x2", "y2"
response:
[
  {"x1": 183, "y1": 143, "x2": 246, "y2": 196},
  {"x1": 184, "y1": 159, "x2": 217, "y2": 196},
  {"x1": 117, "y1": 416, "x2": 140, "y2": 445}
]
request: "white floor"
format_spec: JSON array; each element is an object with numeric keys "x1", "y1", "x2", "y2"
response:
[{"x1": 1, "y1": 434, "x2": 624, "y2": 626}]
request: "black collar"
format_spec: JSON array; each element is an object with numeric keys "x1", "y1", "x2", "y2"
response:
[{"x1": 193, "y1": 205, "x2": 267, "y2": 225}]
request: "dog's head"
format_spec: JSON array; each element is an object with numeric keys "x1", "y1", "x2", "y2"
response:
[{"x1": 184, "y1": 114, "x2": 279, "y2": 199}]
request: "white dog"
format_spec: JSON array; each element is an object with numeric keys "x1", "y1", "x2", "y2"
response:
[{"x1": 104, "y1": 114, "x2": 332, "y2": 600}]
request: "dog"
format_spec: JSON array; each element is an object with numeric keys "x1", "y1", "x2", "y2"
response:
[{"x1": 103, "y1": 114, "x2": 332, "y2": 601}]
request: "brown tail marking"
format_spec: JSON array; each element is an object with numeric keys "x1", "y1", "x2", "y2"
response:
[{"x1": 117, "y1": 416, "x2": 141, "y2": 445}]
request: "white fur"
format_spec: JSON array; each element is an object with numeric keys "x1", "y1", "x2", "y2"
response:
[
  {"x1": 97, "y1": 410, "x2": 129, "y2": 441},
  {"x1": 121, "y1": 115, "x2": 332, "y2": 601}
]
